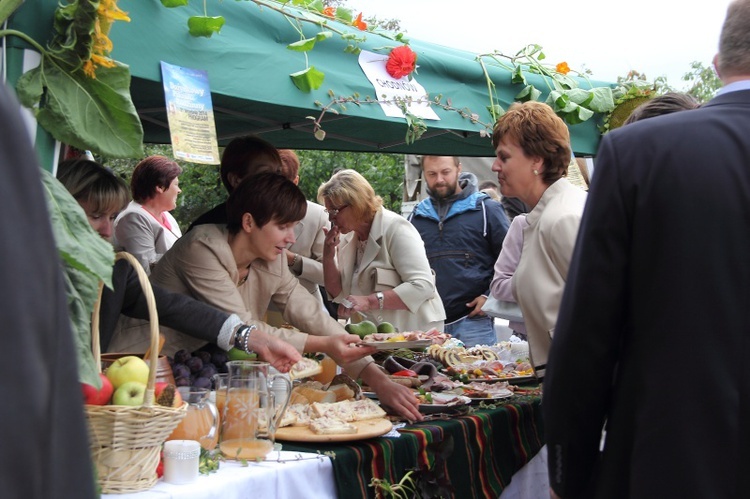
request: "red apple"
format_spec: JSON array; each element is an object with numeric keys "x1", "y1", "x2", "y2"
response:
[
  {"x1": 82, "y1": 373, "x2": 114, "y2": 405},
  {"x1": 154, "y1": 382, "x2": 183, "y2": 408}
]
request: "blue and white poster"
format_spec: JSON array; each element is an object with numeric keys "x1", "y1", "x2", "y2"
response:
[{"x1": 160, "y1": 61, "x2": 220, "y2": 164}]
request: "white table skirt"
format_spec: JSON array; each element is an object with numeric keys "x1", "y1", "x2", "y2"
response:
[
  {"x1": 499, "y1": 444, "x2": 549, "y2": 499},
  {"x1": 102, "y1": 450, "x2": 336, "y2": 499}
]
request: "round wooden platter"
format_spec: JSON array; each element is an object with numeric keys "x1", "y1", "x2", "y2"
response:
[{"x1": 275, "y1": 418, "x2": 392, "y2": 443}]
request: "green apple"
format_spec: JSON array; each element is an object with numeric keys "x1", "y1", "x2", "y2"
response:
[
  {"x1": 106, "y1": 355, "x2": 150, "y2": 389},
  {"x1": 112, "y1": 381, "x2": 147, "y2": 406},
  {"x1": 347, "y1": 320, "x2": 378, "y2": 339},
  {"x1": 377, "y1": 322, "x2": 396, "y2": 334},
  {"x1": 227, "y1": 347, "x2": 257, "y2": 361}
]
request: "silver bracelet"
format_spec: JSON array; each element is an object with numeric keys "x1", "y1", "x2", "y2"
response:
[
  {"x1": 289, "y1": 253, "x2": 299, "y2": 267},
  {"x1": 233, "y1": 325, "x2": 258, "y2": 353}
]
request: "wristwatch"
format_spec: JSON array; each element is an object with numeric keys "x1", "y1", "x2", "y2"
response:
[{"x1": 376, "y1": 291, "x2": 384, "y2": 310}]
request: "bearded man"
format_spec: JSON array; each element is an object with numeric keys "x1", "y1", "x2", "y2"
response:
[{"x1": 409, "y1": 156, "x2": 509, "y2": 345}]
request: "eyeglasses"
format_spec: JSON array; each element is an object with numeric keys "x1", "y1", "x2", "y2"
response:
[{"x1": 325, "y1": 205, "x2": 349, "y2": 218}]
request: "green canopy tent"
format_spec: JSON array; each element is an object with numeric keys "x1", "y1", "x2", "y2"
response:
[{"x1": 6, "y1": 1, "x2": 612, "y2": 158}]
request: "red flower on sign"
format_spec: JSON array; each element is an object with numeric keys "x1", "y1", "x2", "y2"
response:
[
  {"x1": 352, "y1": 12, "x2": 367, "y2": 31},
  {"x1": 556, "y1": 62, "x2": 571, "y2": 75},
  {"x1": 386, "y1": 45, "x2": 418, "y2": 79},
  {"x1": 323, "y1": 7, "x2": 335, "y2": 18}
]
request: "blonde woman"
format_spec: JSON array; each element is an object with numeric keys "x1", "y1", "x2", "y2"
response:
[{"x1": 319, "y1": 169, "x2": 445, "y2": 333}]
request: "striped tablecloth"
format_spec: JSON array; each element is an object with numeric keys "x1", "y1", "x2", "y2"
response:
[{"x1": 284, "y1": 396, "x2": 544, "y2": 499}]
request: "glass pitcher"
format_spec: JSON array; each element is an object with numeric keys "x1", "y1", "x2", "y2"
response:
[
  {"x1": 167, "y1": 386, "x2": 219, "y2": 450},
  {"x1": 218, "y1": 361, "x2": 291, "y2": 461}
]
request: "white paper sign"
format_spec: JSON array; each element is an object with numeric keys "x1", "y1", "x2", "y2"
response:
[{"x1": 357, "y1": 50, "x2": 440, "y2": 121}]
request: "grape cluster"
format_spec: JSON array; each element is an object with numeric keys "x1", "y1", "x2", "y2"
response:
[{"x1": 168, "y1": 344, "x2": 228, "y2": 389}]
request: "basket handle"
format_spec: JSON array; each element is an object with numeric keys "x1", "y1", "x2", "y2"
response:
[{"x1": 91, "y1": 251, "x2": 161, "y2": 407}]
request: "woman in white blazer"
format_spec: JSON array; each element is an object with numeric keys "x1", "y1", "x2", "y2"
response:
[{"x1": 319, "y1": 169, "x2": 445, "y2": 333}]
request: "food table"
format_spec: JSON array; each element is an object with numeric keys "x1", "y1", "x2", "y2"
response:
[
  {"x1": 102, "y1": 396, "x2": 543, "y2": 499},
  {"x1": 285, "y1": 395, "x2": 544, "y2": 499}
]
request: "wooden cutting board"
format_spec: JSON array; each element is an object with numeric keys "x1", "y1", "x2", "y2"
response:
[{"x1": 275, "y1": 418, "x2": 392, "y2": 443}]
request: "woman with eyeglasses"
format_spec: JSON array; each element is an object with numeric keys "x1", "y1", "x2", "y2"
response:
[{"x1": 319, "y1": 169, "x2": 445, "y2": 333}]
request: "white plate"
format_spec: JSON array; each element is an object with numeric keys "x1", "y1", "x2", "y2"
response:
[
  {"x1": 418, "y1": 393, "x2": 471, "y2": 413},
  {"x1": 359, "y1": 339, "x2": 432, "y2": 350}
]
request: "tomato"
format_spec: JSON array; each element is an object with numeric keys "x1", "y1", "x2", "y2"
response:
[{"x1": 392, "y1": 369, "x2": 418, "y2": 377}]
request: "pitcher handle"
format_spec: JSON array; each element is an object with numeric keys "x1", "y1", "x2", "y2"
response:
[
  {"x1": 204, "y1": 399, "x2": 219, "y2": 441},
  {"x1": 269, "y1": 374, "x2": 292, "y2": 434}
]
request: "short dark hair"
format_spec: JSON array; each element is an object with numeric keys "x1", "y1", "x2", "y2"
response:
[
  {"x1": 130, "y1": 155, "x2": 181, "y2": 203},
  {"x1": 226, "y1": 172, "x2": 307, "y2": 234},
  {"x1": 279, "y1": 149, "x2": 300, "y2": 181},
  {"x1": 492, "y1": 101, "x2": 571, "y2": 185},
  {"x1": 220, "y1": 135, "x2": 281, "y2": 192},
  {"x1": 716, "y1": 0, "x2": 750, "y2": 78},
  {"x1": 623, "y1": 93, "x2": 700, "y2": 125}
]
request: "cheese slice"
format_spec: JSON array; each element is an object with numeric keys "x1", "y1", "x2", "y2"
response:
[
  {"x1": 309, "y1": 416, "x2": 357, "y2": 435},
  {"x1": 312, "y1": 398, "x2": 386, "y2": 422}
]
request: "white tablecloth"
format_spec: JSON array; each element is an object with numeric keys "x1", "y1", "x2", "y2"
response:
[
  {"x1": 102, "y1": 450, "x2": 336, "y2": 499},
  {"x1": 499, "y1": 445, "x2": 549, "y2": 499}
]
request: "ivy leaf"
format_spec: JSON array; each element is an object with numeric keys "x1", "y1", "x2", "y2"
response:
[
  {"x1": 161, "y1": 0, "x2": 189, "y2": 7},
  {"x1": 188, "y1": 16, "x2": 225, "y2": 37},
  {"x1": 560, "y1": 106, "x2": 594, "y2": 125},
  {"x1": 564, "y1": 88, "x2": 595, "y2": 107},
  {"x1": 316, "y1": 31, "x2": 333, "y2": 42},
  {"x1": 335, "y1": 7, "x2": 354, "y2": 23},
  {"x1": 515, "y1": 85, "x2": 542, "y2": 102},
  {"x1": 511, "y1": 66, "x2": 526, "y2": 85},
  {"x1": 41, "y1": 170, "x2": 114, "y2": 387},
  {"x1": 290, "y1": 66, "x2": 325, "y2": 92},
  {"x1": 288, "y1": 37, "x2": 318, "y2": 52},
  {"x1": 587, "y1": 87, "x2": 615, "y2": 113},
  {"x1": 16, "y1": 55, "x2": 144, "y2": 158}
]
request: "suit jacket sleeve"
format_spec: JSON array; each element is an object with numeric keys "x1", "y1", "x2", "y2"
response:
[
  {"x1": 544, "y1": 135, "x2": 630, "y2": 497},
  {"x1": 295, "y1": 208, "x2": 328, "y2": 286},
  {"x1": 384, "y1": 216, "x2": 437, "y2": 313}
]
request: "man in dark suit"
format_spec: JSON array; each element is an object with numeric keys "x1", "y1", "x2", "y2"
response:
[
  {"x1": 0, "y1": 84, "x2": 96, "y2": 497},
  {"x1": 543, "y1": 1, "x2": 750, "y2": 497}
]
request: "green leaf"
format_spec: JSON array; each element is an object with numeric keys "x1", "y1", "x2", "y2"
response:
[
  {"x1": 188, "y1": 16, "x2": 225, "y2": 37},
  {"x1": 336, "y1": 7, "x2": 354, "y2": 23},
  {"x1": 16, "y1": 56, "x2": 145, "y2": 158},
  {"x1": 511, "y1": 66, "x2": 526, "y2": 85},
  {"x1": 161, "y1": 0, "x2": 189, "y2": 6},
  {"x1": 47, "y1": 0, "x2": 97, "y2": 71},
  {"x1": 41, "y1": 170, "x2": 114, "y2": 387},
  {"x1": 560, "y1": 106, "x2": 594, "y2": 125},
  {"x1": 515, "y1": 85, "x2": 541, "y2": 102},
  {"x1": 287, "y1": 37, "x2": 318, "y2": 52},
  {"x1": 315, "y1": 31, "x2": 333, "y2": 42},
  {"x1": 587, "y1": 87, "x2": 615, "y2": 113},
  {"x1": 565, "y1": 88, "x2": 594, "y2": 107},
  {"x1": 290, "y1": 66, "x2": 325, "y2": 92}
]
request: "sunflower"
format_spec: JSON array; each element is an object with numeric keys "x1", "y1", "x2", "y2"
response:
[{"x1": 82, "y1": 0, "x2": 130, "y2": 78}]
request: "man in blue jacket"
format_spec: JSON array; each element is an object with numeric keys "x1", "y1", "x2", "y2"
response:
[{"x1": 410, "y1": 156, "x2": 509, "y2": 345}]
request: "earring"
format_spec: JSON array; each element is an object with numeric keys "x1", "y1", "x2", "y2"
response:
[{"x1": 533, "y1": 169, "x2": 539, "y2": 176}]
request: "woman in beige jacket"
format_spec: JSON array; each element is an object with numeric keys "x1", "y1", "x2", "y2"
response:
[
  {"x1": 151, "y1": 172, "x2": 423, "y2": 420},
  {"x1": 319, "y1": 169, "x2": 445, "y2": 333},
  {"x1": 491, "y1": 102, "x2": 587, "y2": 379}
]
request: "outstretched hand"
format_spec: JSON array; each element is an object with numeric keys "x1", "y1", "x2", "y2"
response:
[
  {"x1": 251, "y1": 328, "x2": 302, "y2": 373},
  {"x1": 325, "y1": 334, "x2": 377, "y2": 365}
]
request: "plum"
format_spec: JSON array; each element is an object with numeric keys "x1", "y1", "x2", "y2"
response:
[
  {"x1": 174, "y1": 349, "x2": 191, "y2": 365},
  {"x1": 199, "y1": 364, "x2": 218, "y2": 379},
  {"x1": 172, "y1": 363, "x2": 190, "y2": 380},
  {"x1": 185, "y1": 356, "x2": 203, "y2": 374},
  {"x1": 211, "y1": 350, "x2": 228, "y2": 368},
  {"x1": 193, "y1": 376, "x2": 212, "y2": 389},
  {"x1": 175, "y1": 376, "x2": 191, "y2": 387},
  {"x1": 195, "y1": 351, "x2": 212, "y2": 365}
]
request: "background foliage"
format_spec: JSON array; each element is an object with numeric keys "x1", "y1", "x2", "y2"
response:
[{"x1": 100, "y1": 146, "x2": 404, "y2": 231}]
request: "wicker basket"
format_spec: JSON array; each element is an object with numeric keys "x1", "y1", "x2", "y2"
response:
[{"x1": 85, "y1": 252, "x2": 187, "y2": 494}]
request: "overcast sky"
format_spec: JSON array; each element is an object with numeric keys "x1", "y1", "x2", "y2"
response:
[{"x1": 351, "y1": 0, "x2": 732, "y2": 88}]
